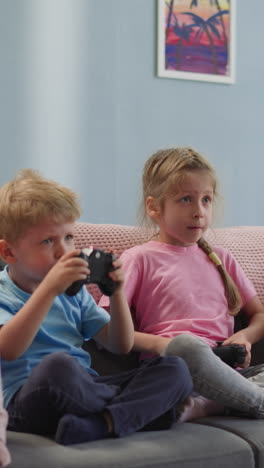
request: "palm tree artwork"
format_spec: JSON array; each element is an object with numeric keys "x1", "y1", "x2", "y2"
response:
[
  {"x1": 190, "y1": 0, "x2": 229, "y2": 48},
  {"x1": 164, "y1": 0, "x2": 232, "y2": 78}
]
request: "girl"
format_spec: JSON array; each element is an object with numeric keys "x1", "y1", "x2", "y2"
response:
[{"x1": 100, "y1": 147, "x2": 264, "y2": 419}]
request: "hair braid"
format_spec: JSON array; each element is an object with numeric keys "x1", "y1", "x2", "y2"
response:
[{"x1": 197, "y1": 238, "x2": 242, "y2": 316}]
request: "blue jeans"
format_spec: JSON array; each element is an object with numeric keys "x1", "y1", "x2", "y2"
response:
[
  {"x1": 164, "y1": 334, "x2": 264, "y2": 418},
  {"x1": 7, "y1": 351, "x2": 192, "y2": 438}
]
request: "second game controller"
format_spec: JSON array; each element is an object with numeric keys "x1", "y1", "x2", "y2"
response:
[{"x1": 212, "y1": 341, "x2": 246, "y2": 367}]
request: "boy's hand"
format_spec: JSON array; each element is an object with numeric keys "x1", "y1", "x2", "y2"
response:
[
  {"x1": 42, "y1": 250, "x2": 90, "y2": 296},
  {"x1": 108, "y1": 258, "x2": 124, "y2": 293},
  {"x1": 223, "y1": 331, "x2": 251, "y2": 368}
]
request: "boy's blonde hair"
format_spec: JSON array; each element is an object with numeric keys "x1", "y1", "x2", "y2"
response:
[
  {"x1": 0, "y1": 169, "x2": 81, "y2": 243},
  {"x1": 141, "y1": 147, "x2": 241, "y2": 316}
]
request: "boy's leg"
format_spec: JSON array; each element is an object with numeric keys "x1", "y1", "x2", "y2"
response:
[
  {"x1": 55, "y1": 355, "x2": 192, "y2": 444},
  {"x1": 55, "y1": 355, "x2": 192, "y2": 445},
  {"x1": 7, "y1": 351, "x2": 120, "y2": 437},
  {"x1": 104, "y1": 355, "x2": 193, "y2": 437},
  {"x1": 164, "y1": 334, "x2": 264, "y2": 418},
  {"x1": 8, "y1": 351, "x2": 192, "y2": 444}
]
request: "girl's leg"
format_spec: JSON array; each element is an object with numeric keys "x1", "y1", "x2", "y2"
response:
[
  {"x1": 7, "y1": 352, "x2": 119, "y2": 437},
  {"x1": 239, "y1": 364, "x2": 264, "y2": 389},
  {"x1": 177, "y1": 395, "x2": 224, "y2": 422},
  {"x1": 164, "y1": 334, "x2": 264, "y2": 418}
]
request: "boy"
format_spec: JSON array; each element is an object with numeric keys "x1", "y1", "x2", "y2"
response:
[{"x1": 0, "y1": 169, "x2": 192, "y2": 445}]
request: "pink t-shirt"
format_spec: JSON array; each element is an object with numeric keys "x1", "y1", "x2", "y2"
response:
[{"x1": 99, "y1": 241, "x2": 256, "y2": 347}]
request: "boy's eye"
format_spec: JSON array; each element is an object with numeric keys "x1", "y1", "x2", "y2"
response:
[
  {"x1": 65, "y1": 234, "x2": 74, "y2": 241},
  {"x1": 41, "y1": 239, "x2": 52, "y2": 245},
  {"x1": 180, "y1": 196, "x2": 191, "y2": 203}
]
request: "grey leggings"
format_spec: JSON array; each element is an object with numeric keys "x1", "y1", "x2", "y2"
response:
[{"x1": 164, "y1": 334, "x2": 264, "y2": 418}]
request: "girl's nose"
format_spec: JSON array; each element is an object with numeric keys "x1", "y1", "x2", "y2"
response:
[{"x1": 193, "y1": 203, "x2": 204, "y2": 218}]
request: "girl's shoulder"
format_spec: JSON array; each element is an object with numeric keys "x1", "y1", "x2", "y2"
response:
[
  {"x1": 121, "y1": 241, "x2": 171, "y2": 266},
  {"x1": 211, "y1": 244, "x2": 231, "y2": 255},
  {"x1": 122, "y1": 239, "x2": 174, "y2": 255},
  {"x1": 210, "y1": 245, "x2": 238, "y2": 269},
  {"x1": 121, "y1": 241, "x2": 155, "y2": 258}
]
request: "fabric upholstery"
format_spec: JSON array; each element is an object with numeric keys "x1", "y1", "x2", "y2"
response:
[
  {"x1": 8, "y1": 421, "x2": 254, "y2": 468},
  {"x1": 74, "y1": 223, "x2": 264, "y2": 305}
]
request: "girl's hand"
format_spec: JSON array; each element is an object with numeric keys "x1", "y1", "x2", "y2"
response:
[
  {"x1": 43, "y1": 250, "x2": 90, "y2": 296},
  {"x1": 223, "y1": 331, "x2": 251, "y2": 368},
  {"x1": 108, "y1": 258, "x2": 125, "y2": 293}
]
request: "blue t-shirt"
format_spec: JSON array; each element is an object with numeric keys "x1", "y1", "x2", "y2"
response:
[{"x1": 0, "y1": 267, "x2": 110, "y2": 408}]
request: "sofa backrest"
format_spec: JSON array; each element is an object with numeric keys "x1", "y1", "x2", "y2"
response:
[{"x1": 75, "y1": 223, "x2": 264, "y2": 306}]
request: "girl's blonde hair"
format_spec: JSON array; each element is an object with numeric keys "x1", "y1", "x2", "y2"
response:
[
  {"x1": 0, "y1": 169, "x2": 81, "y2": 243},
  {"x1": 141, "y1": 147, "x2": 241, "y2": 316}
]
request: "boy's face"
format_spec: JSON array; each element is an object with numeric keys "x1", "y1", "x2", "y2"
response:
[{"x1": 7, "y1": 219, "x2": 76, "y2": 292}]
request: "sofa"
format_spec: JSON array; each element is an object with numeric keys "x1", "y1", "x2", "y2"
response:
[{"x1": 7, "y1": 223, "x2": 264, "y2": 468}]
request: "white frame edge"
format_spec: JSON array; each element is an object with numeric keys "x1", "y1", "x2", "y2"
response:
[{"x1": 157, "y1": 0, "x2": 236, "y2": 84}]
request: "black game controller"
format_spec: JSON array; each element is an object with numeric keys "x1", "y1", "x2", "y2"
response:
[
  {"x1": 212, "y1": 341, "x2": 246, "y2": 368},
  {"x1": 66, "y1": 248, "x2": 117, "y2": 296}
]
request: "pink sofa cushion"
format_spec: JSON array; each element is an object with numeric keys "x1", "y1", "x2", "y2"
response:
[{"x1": 74, "y1": 223, "x2": 264, "y2": 306}]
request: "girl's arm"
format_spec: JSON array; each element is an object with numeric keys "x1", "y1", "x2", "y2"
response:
[
  {"x1": 94, "y1": 259, "x2": 134, "y2": 355},
  {"x1": 224, "y1": 296, "x2": 264, "y2": 345},
  {"x1": 223, "y1": 295, "x2": 264, "y2": 367}
]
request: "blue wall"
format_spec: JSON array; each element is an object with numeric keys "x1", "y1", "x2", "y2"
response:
[{"x1": 0, "y1": 0, "x2": 263, "y2": 227}]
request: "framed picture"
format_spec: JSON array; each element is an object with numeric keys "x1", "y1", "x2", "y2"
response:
[{"x1": 157, "y1": 0, "x2": 236, "y2": 84}]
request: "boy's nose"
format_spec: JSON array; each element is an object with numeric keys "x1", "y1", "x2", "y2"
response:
[{"x1": 55, "y1": 243, "x2": 68, "y2": 259}]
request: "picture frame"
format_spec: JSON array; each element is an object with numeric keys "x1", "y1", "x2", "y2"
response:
[{"x1": 157, "y1": 0, "x2": 236, "y2": 84}]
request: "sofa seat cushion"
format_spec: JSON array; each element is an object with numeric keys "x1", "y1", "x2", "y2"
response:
[
  {"x1": 7, "y1": 421, "x2": 255, "y2": 468},
  {"x1": 196, "y1": 416, "x2": 264, "y2": 466}
]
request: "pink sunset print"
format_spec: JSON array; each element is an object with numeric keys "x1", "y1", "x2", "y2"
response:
[{"x1": 164, "y1": 0, "x2": 231, "y2": 76}]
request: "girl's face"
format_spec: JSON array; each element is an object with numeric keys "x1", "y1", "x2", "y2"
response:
[{"x1": 150, "y1": 170, "x2": 214, "y2": 246}]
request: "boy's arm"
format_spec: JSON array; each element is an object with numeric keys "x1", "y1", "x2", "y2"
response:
[
  {"x1": 0, "y1": 250, "x2": 89, "y2": 360},
  {"x1": 133, "y1": 331, "x2": 171, "y2": 355},
  {"x1": 94, "y1": 259, "x2": 134, "y2": 355},
  {"x1": 0, "y1": 282, "x2": 60, "y2": 360}
]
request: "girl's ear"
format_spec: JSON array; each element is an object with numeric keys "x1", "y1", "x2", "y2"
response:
[
  {"x1": 146, "y1": 196, "x2": 161, "y2": 222},
  {"x1": 0, "y1": 240, "x2": 17, "y2": 264}
]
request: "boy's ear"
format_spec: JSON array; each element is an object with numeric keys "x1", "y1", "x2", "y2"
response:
[
  {"x1": 0, "y1": 240, "x2": 17, "y2": 264},
  {"x1": 146, "y1": 196, "x2": 161, "y2": 222}
]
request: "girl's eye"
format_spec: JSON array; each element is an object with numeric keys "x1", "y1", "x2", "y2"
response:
[
  {"x1": 203, "y1": 196, "x2": 212, "y2": 204},
  {"x1": 65, "y1": 234, "x2": 74, "y2": 241}
]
